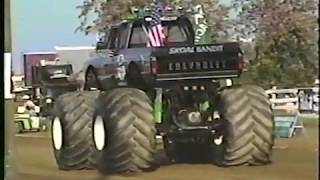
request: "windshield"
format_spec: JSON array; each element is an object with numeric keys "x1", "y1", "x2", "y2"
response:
[
  {"x1": 130, "y1": 26, "x2": 148, "y2": 48},
  {"x1": 129, "y1": 21, "x2": 188, "y2": 48},
  {"x1": 43, "y1": 66, "x2": 72, "y2": 76}
]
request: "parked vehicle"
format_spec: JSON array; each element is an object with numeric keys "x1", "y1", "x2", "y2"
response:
[
  {"x1": 266, "y1": 88, "x2": 299, "y2": 114},
  {"x1": 23, "y1": 52, "x2": 57, "y2": 87},
  {"x1": 14, "y1": 97, "x2": 48, "y2": 133},
  {"x1": 30, "y1": 60, "x2": 79, "y2": 117}
]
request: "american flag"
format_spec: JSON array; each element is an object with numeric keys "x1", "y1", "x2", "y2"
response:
[{"x1": 147, "y1": 3, "x2": 166, "y2": 47}]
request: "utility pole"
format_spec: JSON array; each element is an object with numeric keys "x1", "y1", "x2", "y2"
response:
[{"x1": 4, "y1": 0, "x2": 15, "y2": 179}]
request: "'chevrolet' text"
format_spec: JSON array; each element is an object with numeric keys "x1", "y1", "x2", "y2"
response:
[{"x1": 168, "y1": 60, "x2": 226, "y2": 72}]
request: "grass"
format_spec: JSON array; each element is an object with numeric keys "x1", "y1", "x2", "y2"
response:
[{"x1": 299, "y1": 115, "x2": 319, "y2": 127}]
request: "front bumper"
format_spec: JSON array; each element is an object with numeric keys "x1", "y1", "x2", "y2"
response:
[{"x1": 164, "y1": 129, "x2": 217, "y2": 144}]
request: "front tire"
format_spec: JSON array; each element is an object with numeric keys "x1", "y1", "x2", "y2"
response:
[
  {"x1": 51, "y1": 91, "x2": 99, "y2": 170},
  {"x1": 215, "y1": 85, "x2": 274, "y2": 166},
  {"x1": 94, "y1": 88, "x2": 157, "y2": 174}
]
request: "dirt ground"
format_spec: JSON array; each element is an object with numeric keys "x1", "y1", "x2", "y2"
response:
[{"x1": 6, "y1": 117, "x2": 319, "y2": 180}]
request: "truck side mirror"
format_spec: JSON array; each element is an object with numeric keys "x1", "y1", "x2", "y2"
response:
[{"x1": 96, "y1": 41, "x2": 107, "y2": 50}]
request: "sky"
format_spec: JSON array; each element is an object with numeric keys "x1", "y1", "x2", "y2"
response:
[
  {"x1": 11, "y1": 0, "x2": 233, "y2": 74},
  {"x1": 11, "y1": 0, "x2": 96, "y2": 73}
]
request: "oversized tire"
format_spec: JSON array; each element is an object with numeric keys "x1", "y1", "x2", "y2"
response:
[
  {"x1": 215, "y1": 85, "x2": 274, "y2": 166},
  {"x1": 51, "y1": 91, "x2": 99, "y2": 170},
  {"x1": 93, "y1": 88, "x2": 157, "y2": 174}
]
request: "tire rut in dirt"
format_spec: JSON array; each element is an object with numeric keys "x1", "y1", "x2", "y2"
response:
[
  {"x1": 95, "y1": 88, "x2": 157, "y2": 174},
  {"x1": 216, "y1": 85, "x2": 274, "y2": 166},
  {"x1": 52, "y1": 91, "x2": 99, "y2": 170}
]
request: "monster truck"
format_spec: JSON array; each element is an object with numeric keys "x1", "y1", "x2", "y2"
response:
[{"x1": 50, "y1": 7, "x2": 274, "y2": 172}]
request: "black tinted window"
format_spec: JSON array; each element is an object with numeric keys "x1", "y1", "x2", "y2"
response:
[
  {"x1": 44, "y1": 66, "x2": 72, "y2": 76},
  {"x1": 275, "y1": 93, "x2": 296, "y2": 99},
  {"x1": 128, "y1": 20, "x2": 190, "y2": 47},
  {"x1": 164, "y1": 24, "x2": 187, "y2": 43},
  {"x1": 107, "y1": 28, "x2": 119, "y2": 49}
]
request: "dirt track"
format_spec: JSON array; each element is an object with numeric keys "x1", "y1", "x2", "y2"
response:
[{"x1": 6, "y1": 119, "x2": 319, "y2": 180}]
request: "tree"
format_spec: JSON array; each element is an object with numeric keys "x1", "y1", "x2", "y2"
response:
[
  {"x1": 76, "y1": 0, "x2": 150, "y2": 34},
  {"x1": 233, "y1": 0, "x2": 319, "y2": 88},
  {"x1": 76, "y1": 0, "x2": 233, "y2": 41},
  {"x1": 76, "y1": 0, "x2": 318, "y2": 88}
]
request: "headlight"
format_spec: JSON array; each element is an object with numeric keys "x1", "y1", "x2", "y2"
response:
[
  {"x1": 176, "y1": 109, "x2": 202, "y2": 127},
  {"x1": 46, "y1": 98, "x2": 53, "y2": 103}
]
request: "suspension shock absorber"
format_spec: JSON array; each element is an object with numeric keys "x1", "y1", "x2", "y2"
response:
[{"x1": 154, "y1": 88, "x2": 163, "y2": 124}]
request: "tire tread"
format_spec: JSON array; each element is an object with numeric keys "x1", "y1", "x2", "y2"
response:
[
  {"x1": 52, "y1": 91, "x2": 99, "y2": 170},
  {"x1": 96, "y1": 88, "x2": 156, "y2": 173},
  {"x1": 218, "y1": 85, "x2": 274, "y2": 166}
]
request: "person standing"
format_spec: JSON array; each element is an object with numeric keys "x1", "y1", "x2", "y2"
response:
[{"x1": 298, "y1": 90, "x2": 305, "y2": 111}]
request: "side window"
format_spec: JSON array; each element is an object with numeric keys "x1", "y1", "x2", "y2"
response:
[
  {"x1": 118, "y1": 24, "x2": 129, "y2": 49},
  {"x1": 107, "y1": 27, "x2": 120, "y2": 49}
]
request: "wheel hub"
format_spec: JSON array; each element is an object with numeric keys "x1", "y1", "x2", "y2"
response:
[
  {"x1": 93, "y1": 116, "x2": 106, "y2": 151},
  {"x1": 52, "y1": 117, "x2": 63, "y2": 150}
]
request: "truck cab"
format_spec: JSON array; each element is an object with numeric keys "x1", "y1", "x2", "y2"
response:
[
  {"x1": 84, "y1": 15, "x2": 242, "y2": 91},
  {"x1": 96, "y1": 16, "x2": 195, "y2": 50}
]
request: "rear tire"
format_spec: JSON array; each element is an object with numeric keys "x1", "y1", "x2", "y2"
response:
[
  {"x1": 215, "y1": 85, "x2": 274, "y2": 166},
  {"x1": 94, "y1": 88, "x2": 157, "y2": 174},
  {"x1": 51, "y1": 91, "x2": 99, "y2": 170}
]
